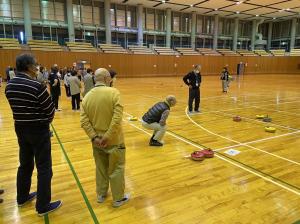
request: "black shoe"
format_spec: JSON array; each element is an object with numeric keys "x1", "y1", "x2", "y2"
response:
[
  {"x1": 149, "y1": 139, "x2": 163, "y2": 146},
  {"x1": 0, "y1": 189, "x2": 4, "y2": 194},
  {"x1": 38, "y1": 200, "x2": 62, "y2": 216},
  {"x1": 0, "y1": 198, "x2": 3, "y2": 203},
  {"x1": 18, "y1": 192, "x2": 37, "y2": 207}
]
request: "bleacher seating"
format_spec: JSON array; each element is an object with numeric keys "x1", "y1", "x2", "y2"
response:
[
  {"x1": 99, "y1": 44, "x2": 127, "y2": 54},
  {"x1": 237, "y1": 49, "x2": 257, "y2": 56},
  {"x1": 153, "y1": 47, "x2": 177, "y2": 55},
  {"x1": 197, "y1": 48, "x2": 221, "y2": 56},
  {"x1": 0, "y1": 38, "x2": 21, "y2": 49},
  {"x1": 28, "y1": 39, "x2": 62, "y2": 51},
  {"x1": 128, "y1": 45, "x2": 153, "y2": 54},
  {"x1": 254, "y1": 50, "x2": 272, "y2": 56},
  {"x1": 217, "y1": 49, "x2": 239, "y2": 56},
  {"x1": 289, "y1": 49, "x2": 300, "y2": 56},
  {"x1": 176, "y1": 48, "x2": 200, "y2": 56},
  {"x1": 66, "y1": 42, "x2": 97, "y2": 52},
  {"x1": 270, "y1": 49, "x2": 286, "y2": 56}
]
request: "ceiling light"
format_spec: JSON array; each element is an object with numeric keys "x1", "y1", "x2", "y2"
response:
[
  {"x1": 286, "y1": 8, "x2": 290, "y2": 11},
  {"x1": 256, "y1": 15, "x2": 259, "y2": 17},
  {"x1": 162, "y1": 0, "x2": 165, "y2": 3},
  {"x1": 214, "y1": 8, "x2": 218, "y2": 11},
  {"x1": 236, "y1": 1, "x2": 243, "y2": 5},
  {"x1": 273, "y1": 17, "x2": 276, "y2": 20},
  {"x1": 190, "y1": 4, "x2": 193, "y2": 7},
  {"x1": 236, "y1": 11, "x2": 240, "y2": 14}
]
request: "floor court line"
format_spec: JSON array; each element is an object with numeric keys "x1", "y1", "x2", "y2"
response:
[
  {"x1": 123, "y1": 112, "x2": 300, "y2": 196},
  {"x1": 51, "y1": 124, "x2": 100, "y2": 224},
  {"x1": 215, "y1": 130, "x2": 300, "y2": 152},
  {"x1": 185, "y1": 108, "x2": 300, "y2": 166},
  {"x1": 140, "y1": 94, "x2": 299, "y2": 130}
]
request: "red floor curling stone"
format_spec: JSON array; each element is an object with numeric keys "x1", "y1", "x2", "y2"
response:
[
  {"x1": 200, "y1": 149, "x2": 214, "y2": 158},
  {"x1": 191, "y1": 151, "x2": 205, "y2": 161},
  {"x1": 233, "y1": 116, "x2": 242, "y2": 122}
]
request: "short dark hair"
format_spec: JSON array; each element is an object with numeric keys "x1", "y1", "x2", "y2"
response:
[
  {"x1": 16, "y1": 54, "x2": 36, "y2": 72},
  {"x1": 109, "y1": 69, "x2": 117, "y2": 78},
  {"x1": 71, "y1": 70, "x2": 77, "y2": 76},
  {"x1": 87, "y1": 68, "x2": 92, "y2": 73}
]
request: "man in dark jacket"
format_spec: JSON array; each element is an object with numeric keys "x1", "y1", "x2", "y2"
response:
[
  {"x1": 183, "y1": 64, "x2": 202, "y2": 114},
  {"x1": 141, "y1": 95, "x2": 177, "y2": 146}
]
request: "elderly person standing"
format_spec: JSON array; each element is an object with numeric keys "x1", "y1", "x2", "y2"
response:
[
  {"x1": 80, "y1": 68, "x2": 129, "y2": 207},
  {"x1": 83, "y1": 68, "x2": 94, "y2": 96},
  {"x1": 69, "y1": 70, "x2": 81, "y2": 110},
  {"x1": 5, "y1": 54, "x2": 61, "y2": 216},
  {"x1": 141, "y1": 95, "x2": 177, "y2": 146}
]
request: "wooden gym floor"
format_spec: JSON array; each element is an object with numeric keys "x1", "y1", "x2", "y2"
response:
[{"x1": 0, "y1": 74, "x2": 300, "y2": 224}]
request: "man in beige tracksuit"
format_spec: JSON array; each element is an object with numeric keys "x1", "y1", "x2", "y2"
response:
[{"x1": 80, "y1": 68, "x2": 129, "y2": 207}]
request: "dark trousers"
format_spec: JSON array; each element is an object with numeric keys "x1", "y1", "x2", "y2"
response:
[
  {"x1": 71, "y1": 93, "x2": 80, "y2": 110},
  {"x1": 188, "y1": 88, "x2": 200, "y2": 112},
  {"x1": 64, "y1": 85, "x2": 71, "y2": 97},
  {"x1": 15, "y1": 125, "x2": 52, "y2": 213},
  {"x1": 51, "y1": 93, "x2": 59, "y2": 109}
]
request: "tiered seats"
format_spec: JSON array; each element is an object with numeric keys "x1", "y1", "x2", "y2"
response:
[
  {"x1": 270, "y1": 49, "x2": 286, "y2": 56},
  {"x1": 176, "y1": 48, "x2": 200, "y2": 56},
  {"x1": 153, "y1": 47, "x2": 177, "y2": 55},
  {"x1": 254, "y1": 50, "x2": 272, "y2": 56},
  {"x1": 128, "y1": 45, "x2": 153, "y2": 54},
  {"x1": 28, "y1": 40, "x2": 62, "y2": 51},
  {"x1": 0, "y1": 38, "x2": 21, "y2": 49},
  {"x1": 237, "y1": 49, "x2": 257, "y2": 56},
  {"x1": 217, "y1": 49, "x2": 239, "y2": 56},
  {"x1": 197, "y1": 48, "x2": 221, "y2": 56},
  {"x1": 99, "y1": 44, "x2": 127, "y2": 54},
  {"x1": 66, "y1": 42, "x2": 97, "y2": 52},
  {"x1": 289, "y1": 49, "x2": 300, "y2": 56}
]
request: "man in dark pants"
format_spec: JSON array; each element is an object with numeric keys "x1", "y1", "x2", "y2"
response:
[
  {"x1": 0, "y1": 189, "x2": 3, "y2": 203},
  {"x1": 48, "y1": 66, "x2": 61, "y2": 111},
  {"x1": 5, "y1": 54, "x2": 62, "y2": 216},
  {"x1": 183, "y1": 64, "x2": 202, "y2": 114}
]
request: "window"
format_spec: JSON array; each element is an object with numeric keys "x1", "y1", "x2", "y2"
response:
[
  {"x1": 197, "y1": 15, "x2": 203, "y2": 34},
  {"x1": 172, "y1": 12, "x2": 180, "y2": 32},
  {"x1": 146, "y1": 8, "x2": 154, "y2": 30},
  {"x1": 182, "y1": 14, "x2": 190, "y2": 33},
  {"x1": 127, "y1": 6, "x2": 136, "y2": 28},
  {"x1": 80, "y1": 0, "x2": 93, "y2": 25},
  {"x1": 30, "y1": 0, "x2": 40, "y2": 19},
  {"x1": 239, "y1": 21, "x2": 251, "y2": 38},
  {"x1": 116, "y1": 5, "x2": 125, "y2": 27},
  {"x1": 203, "y1": 16, "x2": 214, "y2": 35},
  {"x1": 55, "y1": 0, "x2": 65, "y2": 21},
  {"x1": 11, "y1": 0, "x2": 23, "y2": 18},
  {"x1": 110, "y1": 7, "x2": 115, "y2": 26},
  {"x1": 42, "y1": 0, "x2": 55, "y2": 21},
  {"x1": 0, "y1": 0, "x2": 11, "y2": 17},
  {"x1": 156, "y1": 10, "x2": 164, "y2": 31},
  {"x1": 73, "y1": 2, "x2": 81, "y2": 23}
]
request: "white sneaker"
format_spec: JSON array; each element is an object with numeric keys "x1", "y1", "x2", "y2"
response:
[
  {"x1": 97, "y1": 195, "x2": 107, "y2": 203},
  {"x1": 112, "y1": 193, "x2": 130, "y2": 207},
  {"x1": 187, "y1": 111, "x2": 194, "y2": 115}
]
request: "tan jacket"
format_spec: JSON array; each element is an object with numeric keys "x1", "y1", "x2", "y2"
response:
[{"x1": 80, "y1": 84, "x2": 124, "y2": 146}]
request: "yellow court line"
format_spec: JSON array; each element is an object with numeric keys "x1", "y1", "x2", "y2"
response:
[
  {"x1": 123, "y1": 112, "x2": 300, "y2": 196},
  {"x1": 185, "y1": 108, "x2": 300, "y2": 166}
]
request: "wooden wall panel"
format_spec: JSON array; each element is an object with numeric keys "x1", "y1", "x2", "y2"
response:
[{"x1": 0, "y1": 49, "x2": 299, "y2": 79}]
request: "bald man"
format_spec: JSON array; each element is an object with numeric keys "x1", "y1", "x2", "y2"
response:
[
  {"x1": 141, "y1": 95, "x2": 177, "y2": 146},
  {"x1": 80, "y1": 68, "x2": 129, "y2": 207}
]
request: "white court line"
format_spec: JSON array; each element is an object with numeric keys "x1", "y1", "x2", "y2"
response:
[
  {"x1": 185, "y1": 108, "x2": 300, "y2": 166},
  {"x1": 249, "y1": 105, "x2": 300, "y2": 117},
  {"x1": 215, "y1": 130, "x2": 300, "y2": 152},
  {"x1": 123, "y1": 112, "x2": 300, "y2": 196},
  {"x1": 213, "y1": 110, "x2": 299, "y2": 131}
]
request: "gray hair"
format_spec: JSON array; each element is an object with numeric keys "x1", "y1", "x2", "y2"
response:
[{"x1": 166, "y1": 95, "x2": 177, "y2": 107}]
